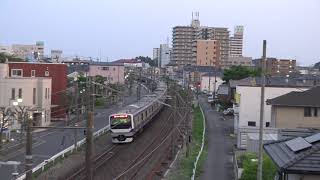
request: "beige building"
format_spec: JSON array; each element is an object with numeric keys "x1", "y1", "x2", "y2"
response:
[
  {"x1": 196, "y1": 40, "x2": 220, "y2": 67},
  {"x1": 11, "y1": 41, "x2": 44, "y2": 60},
  {"x1": 267, "y1": 86, "x2": 320, "y2": 129},
  {"x1": 253, "y1": 58, "x2": 296, "y2": 75},
  {"x1": 0, "y1": 64, "x2": 52, "y2": 129},
  {"x1": 224, "y1": 56, "x2": 252, "y2": 69}
]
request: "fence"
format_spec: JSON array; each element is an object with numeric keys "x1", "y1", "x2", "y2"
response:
[{"x1": 16, "y1": 125, "x2": 110, "y2": 180}]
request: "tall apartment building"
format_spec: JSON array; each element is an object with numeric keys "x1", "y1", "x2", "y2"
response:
[
  {"x1": 196, "y1": 40, "x2": 220, "y2": 67},
  {"x1": 158, "y1": 44, "x2": 171, "y2": 68},
  {"x1": 195, "y1": 27, "x2": 230, "y2": 68},
  {"x1": 153, "y1": 48, "x2": 160, "y2": 60},
  {"x1": 171, "y1": 26, "x2": 197, "y2": 66},
  {"x1": 11, "y1": 41, "x2": 44, "y2": 60},
  {"x1": 171, "y1": 12, "x2": 200, "y2": 66},
  {"x1": 229, "y1": 26, "x2": 244, "y2": 57},
  {"x1": 253, "y1": 58, "x2": 297, "y2": 75}
]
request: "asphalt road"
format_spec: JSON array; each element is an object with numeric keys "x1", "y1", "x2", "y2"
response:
[
  {"x1": 199, "y1": 96, "x2": 235, "y2": 180},
  {"x1": 0, "y1": 87, "x2": 143, "y2": 180}
]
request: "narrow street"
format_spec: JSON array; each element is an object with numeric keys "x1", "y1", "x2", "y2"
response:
[{"x1": 199, "y1": 96, "x2": 235, "y2": 180}]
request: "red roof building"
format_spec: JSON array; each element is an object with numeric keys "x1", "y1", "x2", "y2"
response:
[{"x1": 8, "y1": 62, "x2": 68, "y2": 120}]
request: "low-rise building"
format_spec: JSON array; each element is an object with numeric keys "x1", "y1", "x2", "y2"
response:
[
  {"x1": 0, "y1": 64, "x2": 52, "y2": 128},
  {"x1": 200, "y1": 72, "x2": 223, "y2": 94},
  {"x1": 8, "y1": 62, "x2": 67, "y2": 119},
  {"x1": 253, "y1": 57, "x2": 296, "y2": 75},
  {"x1": 88, "y1": 62, "x2": 125, "y2": 84},
  {"x1": 264, "y1": 133, "x2": 320, "y2": 180},
  {"x1": 224, "y1": 56, "x2": 252, "y2": 69},
  {"x1": 11, "y1": 41, "x2": 45, "y2": 60},
  {"x1": 267, "y1": 86, "x2": 320, "y2": 129}
]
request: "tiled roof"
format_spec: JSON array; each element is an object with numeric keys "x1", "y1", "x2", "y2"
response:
[
  {"x1": 266, "y1": 86, "x2": 320, "y2": 107},
  {"x1": 264, "y1": 133, "x2": 320, "y2": 174}
]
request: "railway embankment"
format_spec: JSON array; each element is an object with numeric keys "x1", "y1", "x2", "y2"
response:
[{"x1": 164, "y1": 103, "x2": 208, "y2": 180}]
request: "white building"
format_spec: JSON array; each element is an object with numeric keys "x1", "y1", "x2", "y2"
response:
[
  {"x1": 51, "y1": 50, "x2": 63, "y2": 62},
  {"x1": 234, "y1": 86, "x2": 309, "y2": 129},
  {"x1": 229, "y1": 26, "x2": 244, "y2": 57},
  {"x1": 200, "y1": 73, "x2": 223, "y2": 94},
  {"x1": 234, "y1": 85, "x2": 309, "y2": 149},
  {"x1": 0, "y1": 64, "x2": 52, "y2": 129}
]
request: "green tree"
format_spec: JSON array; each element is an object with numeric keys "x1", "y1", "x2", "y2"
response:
[
  {"x1": 223, "y1": 65, "x2": 261, "y2": 82},
  {"x1": 135, "y1": 56, "x2": 158, "y2": 67},
  {"x1": 0, "y1": 53, "x2": 24, "y2": 63}
]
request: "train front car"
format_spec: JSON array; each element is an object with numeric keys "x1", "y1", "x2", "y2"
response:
[{"x1": 109, "y1": 114, "x2": 134, "y2": 143}]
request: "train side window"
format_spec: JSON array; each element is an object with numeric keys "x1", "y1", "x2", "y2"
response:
[{"x1": 141, "y1": 113, "x2": 143, "y2": 120}]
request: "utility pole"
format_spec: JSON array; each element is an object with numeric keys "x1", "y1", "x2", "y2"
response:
[
  {"x1": 25, "y1": 115, "x2": 32, "y2": 180},
  {"x1": 137, "y1": 69, "x2": 141, "y2": 100},
  {"x1": 74, "y1": 81, "x2": 79, "y2": 151},
  {"x1": 257, "y1": 40, "x2": 267, "y2": 180},
  {"x1": 171, "y1": 83, "x2": 176, "y2": 159},
  {"x1": 85, "y1": 78, "x2": 94, "y2": 180},
  {"x1": 186, "y1": 88, "x2": 191, "y2": 157}
]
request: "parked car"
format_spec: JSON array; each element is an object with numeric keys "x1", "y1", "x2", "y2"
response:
[
  {"x1": 223, "y1": 108, "x2": 234, "y2": 115},
  {"x1": 207, "y1": 96, "x2": 214, "y2": 103}
]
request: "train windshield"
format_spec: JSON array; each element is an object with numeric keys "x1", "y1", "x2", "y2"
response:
[{"x1": 110, "y1": 114, "x2": 132, "y2": 129}]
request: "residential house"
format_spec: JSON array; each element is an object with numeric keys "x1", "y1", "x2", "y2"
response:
[
  {"x1": 267, "y1": 86, "x2": 320, "y2": 129},
  {"x1": 264, "y1": 133, "x2": 320, "y2": 180},
  {"x1": 88, "y1": 62, "x2": 125, "y2": 84}
]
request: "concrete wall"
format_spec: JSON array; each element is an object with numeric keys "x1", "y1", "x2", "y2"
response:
[
  {"x1": 236, "y1": 86, "x2": 308, "y2": 128},
  {"x1": 89, "y1": 65, "x2": 125, "y2": 84},
  {"x1": 274, "y1": 106, "x2": 320, "y2": 129}
]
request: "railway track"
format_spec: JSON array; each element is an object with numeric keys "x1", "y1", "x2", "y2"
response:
[{"x1": 66, "y1": 90, "x2": 188, "y2": 180}]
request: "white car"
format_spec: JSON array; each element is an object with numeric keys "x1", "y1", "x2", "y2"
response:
[
  {"x1": 223, "y1": 108, "x2": 234, "y2": 115},
  {"x1": 207, "y1": 96, "x2": 214, "y2": 103}
]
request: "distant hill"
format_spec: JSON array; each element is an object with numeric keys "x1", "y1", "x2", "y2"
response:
[{"x1": 0, "y1": 53, "x2": 24, "y2": 63}]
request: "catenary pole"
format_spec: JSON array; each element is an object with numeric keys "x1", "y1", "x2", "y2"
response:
[{"x1": 257, "y1": 40, "x2": 267, "y2": 180}]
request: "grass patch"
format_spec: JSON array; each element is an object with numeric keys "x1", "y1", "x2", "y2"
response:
[
  {"x1": 169, "y1": 106, "x2": 207, "y2": 179},
  {"x1": 239, "y1": 153, "x2": 277, "y2": 180}
]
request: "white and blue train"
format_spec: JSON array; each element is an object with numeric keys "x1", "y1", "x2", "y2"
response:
[{"x1": 109, "y1": 82, "x2": 167, "y2": 143}]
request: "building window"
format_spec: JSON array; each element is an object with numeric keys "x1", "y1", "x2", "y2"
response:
[
  {"x1": 48, "y1": 88, "x2": 50, "y2": 99},
  {"x1": 11, "y1": 88, "x2": 15, "y2": 100},
  {"x1": 33, "y1": 88, "x2": 36, "y2": 105},
  {"x1": 314, "y1": 108, "x2": 318, "y2": 117},
  {"x1": 304, "y1": 107, "x2": 312, "y2": 117},
  {"x1": 113, "y1": 67, "x2": 116, "y2": 71},
  {"x1": 45, "y1": 88, "x2": 47, "y2": 99},
  {"x1": 11, "y1": 69, "x2": 23, "y2": 77},
  {"x1": 45, "y1": 71, "x2": 49, "y2": 76},
  {"x1": 31, "y1": 70, "x2": 36, "y2": 77},
  {"x1": 102, "y1": 67, "x2": 109, "y2": 71},
  {"x1": 18, "y1": 88, "x2": 22, "y2": 98},
  {"x1": 248, "y1": 121, "x2": 256, "y2": 127},
  {"x1": 266, "y1": 122, "x2": 270, "y2": 127}
]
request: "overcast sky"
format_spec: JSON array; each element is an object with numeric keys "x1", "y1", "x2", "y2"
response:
[{"x1": 0, "y1": 0, "x2": 319, "y2": 65}]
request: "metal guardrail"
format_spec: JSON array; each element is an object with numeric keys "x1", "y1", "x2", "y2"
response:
[{"x1": 16, "y1": 125, "x2": 110, "y2": 180}]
